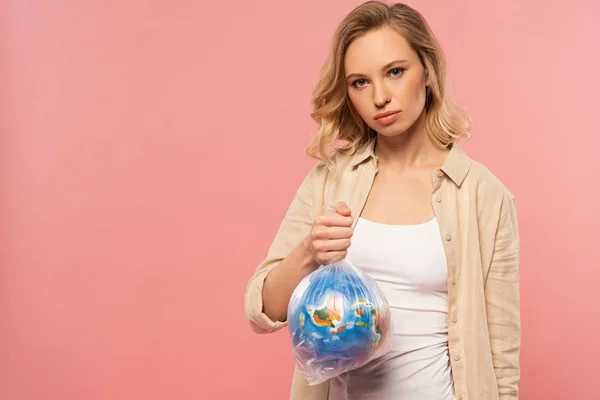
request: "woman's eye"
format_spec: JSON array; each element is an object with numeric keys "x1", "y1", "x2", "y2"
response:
[
  {"x1": 389, "y1": 68, "x2": 404, "y2": 77},
  {"x1": 353, "y1": 79, "x2": 367, "y2": 88}
]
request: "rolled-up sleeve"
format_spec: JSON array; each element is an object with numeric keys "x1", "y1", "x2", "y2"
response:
[
  {"x1": 485, "y1": 193, "x2": 521, "y2": 399},
  {"x1": 244, "y1": 164, "x2": 320, "y2": 334}
]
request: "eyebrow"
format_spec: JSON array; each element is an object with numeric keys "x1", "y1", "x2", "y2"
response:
[{"x1": 345, "y1": 59, "x2": 409, "y2": 81}]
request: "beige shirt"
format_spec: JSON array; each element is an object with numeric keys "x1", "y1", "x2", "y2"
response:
[{"x1": 244, "y1": 139, "x2": 521, "y2": 400}]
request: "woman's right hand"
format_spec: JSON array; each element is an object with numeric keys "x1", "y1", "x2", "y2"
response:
[{"x1": 303, "y1": 202, "x2": 354, "y2": 265}]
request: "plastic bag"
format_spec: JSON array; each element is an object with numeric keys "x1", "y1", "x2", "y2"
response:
[{"x1": 287, "y1": 205, "x2": 392, "y2": 385}]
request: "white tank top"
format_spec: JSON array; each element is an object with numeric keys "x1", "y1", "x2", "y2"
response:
[{"x1": 328, "y1": 216, "x2": 456, "y2": 400}]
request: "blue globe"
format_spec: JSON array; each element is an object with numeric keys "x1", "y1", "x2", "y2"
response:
[{"x1": 287, "y1": 259, "x2": 391, "y2": 385}]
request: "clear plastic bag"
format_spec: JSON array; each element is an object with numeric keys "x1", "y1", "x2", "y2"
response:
[{"x1": 287, "y1": 205, "x2": 392, "y2": 385}]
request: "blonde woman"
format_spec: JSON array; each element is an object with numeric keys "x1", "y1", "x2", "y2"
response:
[{"x1": 244, "y1": 2, "x2": 520, "y2": 399}]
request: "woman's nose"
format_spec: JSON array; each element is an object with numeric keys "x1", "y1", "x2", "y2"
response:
[{"x1": 373, "y1": 84, "x2": 391, "y2": 108}]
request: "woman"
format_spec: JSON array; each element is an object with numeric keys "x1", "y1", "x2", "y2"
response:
[{"x1": 244, "y1": 2, "x2": 520, "y2": 399}]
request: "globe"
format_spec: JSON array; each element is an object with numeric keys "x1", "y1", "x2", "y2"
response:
[{"x1": 287, "y1": 259, "x2": 392, "y2": 385}]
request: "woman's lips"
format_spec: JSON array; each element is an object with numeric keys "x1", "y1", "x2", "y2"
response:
[{"x1": 374, "y1": 111, "x2": 401, "y2": 125}]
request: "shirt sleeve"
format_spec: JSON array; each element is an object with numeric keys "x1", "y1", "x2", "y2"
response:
[
  {"x1": 244, "y1": 164, "x2": 319, "y2": 334},
  {"x1": 485, "y1": 193, "x2": 521, "y2": 399}
]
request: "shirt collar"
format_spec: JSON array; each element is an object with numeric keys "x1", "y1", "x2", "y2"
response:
[{"x1": 349, "y1": 138, "x2": 473, "y2": 187}]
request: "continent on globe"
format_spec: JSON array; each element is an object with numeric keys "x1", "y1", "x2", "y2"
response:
[
  {"x1": 371, "y1": 309, "x2": 382, "y2": 335},
  {"x1": 311, "y1": 295, "x2": 342, "y2": 328}
]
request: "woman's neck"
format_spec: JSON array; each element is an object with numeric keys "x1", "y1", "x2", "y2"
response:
[{"x1": 374, "y1": 111, "x2": 448, "y2": 172}]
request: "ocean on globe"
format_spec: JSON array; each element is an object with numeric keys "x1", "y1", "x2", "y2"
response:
[{"x1": 287, "y1": 259, "x2": 392, "y2": 385}]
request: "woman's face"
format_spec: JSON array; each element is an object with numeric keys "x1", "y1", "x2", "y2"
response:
[{"x1": 344, "y1": 27, "x2": 430, "y2": 137}]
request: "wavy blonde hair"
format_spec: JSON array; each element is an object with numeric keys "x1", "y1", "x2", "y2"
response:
[{"x1": 306, "y1": 1, "x2": 472, "y2": 169}]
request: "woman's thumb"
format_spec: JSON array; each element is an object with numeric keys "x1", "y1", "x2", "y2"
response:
[{"x1": 334, "y1": 202, "x2": 351, "y2": 215}]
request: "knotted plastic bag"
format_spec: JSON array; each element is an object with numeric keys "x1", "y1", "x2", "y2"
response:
[{"x1": 287, "y1": 205, "x2": 392, "y2": 385}]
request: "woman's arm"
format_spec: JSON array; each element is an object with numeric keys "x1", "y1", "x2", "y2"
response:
[
  {"x1": 485, "y1": 193, "x2": 521, "y2": 399},
  {"x1": 244, "y1": 164, "x2": 321, "y2": 334},
  {"x1": 261, "y1": 235, "x2": 319, "y2": 322}
]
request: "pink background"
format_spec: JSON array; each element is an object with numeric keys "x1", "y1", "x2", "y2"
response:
[{"x1": 2, "y1": 0, "x2": 599, "y2": 399}]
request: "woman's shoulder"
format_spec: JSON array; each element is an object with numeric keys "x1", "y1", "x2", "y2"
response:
[
  {"x1": 296, "y1": 153, "x2": 338, "y2": 192},
  {"x1": 465, "y1": 155, "x2": 516, "y2": 202},
  {"x1": 305, "y1": 149, "x2": 355, "y2": 178}
]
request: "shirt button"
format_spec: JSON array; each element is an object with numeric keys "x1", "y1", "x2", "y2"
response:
[
  {"x1": 445, "y1": 234, "x2": 452, "y2": 241},
  {"x1": 451, "y1": 278, "x2": 456, "y2": 285},
  {"x1": 454, "y1": 354, "x2": 461, "y2": 361},
  {"x1": 436, "y1": 170, "x2": 443, "y2": 178},
  {"x1": 451, "y1": 316, "x2": 457, "y2": 323},
  {"x1": 457, "y1": 395, "x2": 463, "y2": 400},
  {"x1": 435, "y1": 197, "x2": 441, "y2": 203}
]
